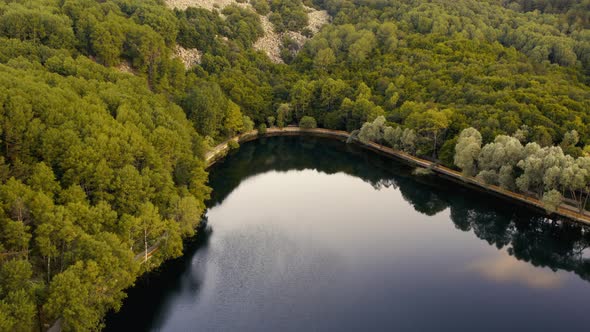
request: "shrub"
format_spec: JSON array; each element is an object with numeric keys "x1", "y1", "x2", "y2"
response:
[
  {"x1": 242, "y1": 115, "x2": 255, "y2": 132},
  {"x1": 251, "y1": 0, "x2": 270, "y2": 15},
  {"x1": 228, "y1": 140, "x2": 240, "y2": 150},
  {"x1": 267, "y1": 116, "x2": 276, "y2": 127},
  {"x1": 299, "y1": 116, "x2": 317, "y2": 129}
]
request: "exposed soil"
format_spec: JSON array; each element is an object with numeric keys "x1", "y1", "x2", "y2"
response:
[
  {"x1": 174, "y1": 45, "x2": 202, "y2": 68},
  {"x1": 165, "y1": 0, "x2": 330, "y2": 63},
  {"x1": 165, "y1": 0, "x2": 249, "y2": 11}
]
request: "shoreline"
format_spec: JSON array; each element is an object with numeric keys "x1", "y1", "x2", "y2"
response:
[{"x1": 205, "y1": 127, "x2": 590, "y2": 227}]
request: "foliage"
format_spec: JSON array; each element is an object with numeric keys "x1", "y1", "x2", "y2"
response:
[
  {"x1": 542, "y1": 189, "x2": 563, "y2": 213},
  {"x1": 0, "y1": 0, "x2": 589, "y2": 328},
  {"x1": 267, "y1": 116, "x2": 276, "y2": 127},
  {"x1": 0, "y1": 6, "x2": 211, "y2": 326},
  {"x1": 299, "y1": 116, "x2": 317, "y2": 129},
  {"x1": 454, "y1": 128, "x2": 590, "y2": 214},
  {"x1": 251, "y1": 0, "x2": 270, "y2": 15},
  {"x1": 454, "y1": 128, "x2": 482, "y2": 177},
  {"x1": 222, "y1": 5, "x2": 264, "y2": 48},
  {"x1": 268, "y1": 0, "x2": 309, "y2": 33},
  {"x1": 293, "y1": 0, "x2": 590, "y2": 152}
]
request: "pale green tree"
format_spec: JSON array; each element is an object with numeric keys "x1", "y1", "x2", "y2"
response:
[
  {"x1": 542, "y1": 189, "x2": 562, "y2": 214},
  {"x1": 401, "y1": 128, "x2": 417, "y2": 154},
  {"x1": 383, "y1": 126, "x2": 403, "y2": 149},
  {"x1": 475, "y1": 135, "x2": 524, "y2": 188},
  {"x1": 516, "y1": 145, "x2": 568, "y2": 197},
  {"x1": 454, "y1": 127, "x2": 482, "y2": 177},
  {"x1": 358, "y1": 116, "x2": 386, "y2": 143},
  {"x1": 560, "y1": 157, "x2": 590, "y2": 213}
]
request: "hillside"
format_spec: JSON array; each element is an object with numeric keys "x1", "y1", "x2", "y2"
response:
[
  {"x1": 0, "y1": 0, "x2": 588, "y2": 330},
  {"x1": 166, "y1": 0, "x2": 330, "y2": 63}
]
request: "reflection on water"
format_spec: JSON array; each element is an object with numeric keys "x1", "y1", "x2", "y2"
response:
[
  {"x1": 106, "y1": 136, "x2": 590, "y2": 332},
  {"x1": 467, "y1": 251, "x2": 564, "y2": 289}
]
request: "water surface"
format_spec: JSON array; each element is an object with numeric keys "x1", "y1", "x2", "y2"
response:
[{"x1": 106, "y1": 136, "x2": 590, "y2": 331}]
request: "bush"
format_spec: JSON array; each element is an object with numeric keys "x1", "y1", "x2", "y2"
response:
[
  {"x1": 243, "y1": 115, "x2": 255, "y2": 132},
  {"x1": 258, "y1": 123, "x2": 267, "y2": 135},
  {"x1": 251, "y1": 0, "x2": 270, "y2": 15},
  {"x1": 228, "y1": 140, "x2": 240, "y2": 150},
  {"x1": 299, "y1": 116, "x2": 317, "y2": 129},
  {"x1": 267, "y1": 116, "x2": 276, "y2": 127},
  {"x1": 267, "y1": 0, "x2": 308, "y2": 32}
]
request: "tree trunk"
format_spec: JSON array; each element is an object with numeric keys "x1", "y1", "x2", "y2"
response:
[
  {"x1": 432, "y1": 131, "x2": 438, "y2": 159},
  {"x1": 581, "y1": 191, "x2": 589, "y2": 214},
  {"x1": 570, "y1": 189, "x2": 580, "y2": 211},
  {"x1": 47, "y1": 256, "x2": 51, "y2": 284},
  {"x1": 60, "y1": 242, "x2": 65, "y2": 273},
  {"x1": 144, "y1": 228, "x2": 148, "y2": 263}
]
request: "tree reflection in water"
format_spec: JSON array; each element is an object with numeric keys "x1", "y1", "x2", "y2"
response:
[{"x1": 208, "y1": 136, "x2": 590, "y2": 284}]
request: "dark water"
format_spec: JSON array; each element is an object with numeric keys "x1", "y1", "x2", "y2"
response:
[{"x1": 106, "y1": 136, "x2": 590, "y2": 332}]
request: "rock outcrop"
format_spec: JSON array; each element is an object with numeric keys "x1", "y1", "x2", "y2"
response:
[{"x1": 165, "y1": 0, "x2": 330, "y2": 63}]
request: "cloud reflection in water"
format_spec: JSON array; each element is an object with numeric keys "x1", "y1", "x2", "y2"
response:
[{"x1": 467, "y1": 250, "x2": 563, "y2": 289}]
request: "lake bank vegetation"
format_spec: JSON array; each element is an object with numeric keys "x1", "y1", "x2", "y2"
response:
[
  {"x1": 0, "y1": 0, "x2": 588, "y2": 330},
  {"x1": 357, "y1": 117, "x2": 590, "y2": 216}
]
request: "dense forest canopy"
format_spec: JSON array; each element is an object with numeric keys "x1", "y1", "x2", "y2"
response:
[{"x1": 0, "y1": 0, "x2": 588, "y2": 330}]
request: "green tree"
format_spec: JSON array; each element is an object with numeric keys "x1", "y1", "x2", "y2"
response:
[
  {"x1": 223, "y1": 101, "x2": 245, "y2": 137},
  {"x1": 406, "y1": 109, "x2": 451, "y2": 158},
  {"x1": 242, "y1": 115, "x2": 255, "y2": 132},
  {"x1": 299, "y1": 116, "x2": 317, "y2": 129},
  {"x1": 267, "y1": 116, "x2": 276, "y2": 127},
  {"x1": 276, "y1": 103, "x2": 292, "y2": 128},
  {"x1": 291, "y1": 80, "x2": 313, "y2": 120},
  {"x1": 314, "y1": 48, "x2": 336, "y2": 71},
  {"x1": 183, "y1": 82, "x2": 229, "y2": 138},
  {"x1": 133, "y1": 202, "x2": 167, "y2": 263}
]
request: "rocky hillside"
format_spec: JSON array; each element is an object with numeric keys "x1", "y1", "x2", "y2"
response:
[{"x1": 166, "y1": 0, "x2": 329, "y2": 63}]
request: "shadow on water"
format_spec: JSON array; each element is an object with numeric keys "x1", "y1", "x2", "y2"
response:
[
  {"x1": 105, "y1": 135, "x2": 590, "y2": 330},
  {"x1": 104, "y1": 220, "x2": 213, "y2": 331}
]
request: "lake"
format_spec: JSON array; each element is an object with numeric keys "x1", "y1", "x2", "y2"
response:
[{"x1": 106, "y1": 136, "x2": 590, "y2": 331}]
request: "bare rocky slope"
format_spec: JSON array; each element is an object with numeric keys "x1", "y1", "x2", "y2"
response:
[{"x1": 166, "y1": 0, "x2": 329, "y2": 63}]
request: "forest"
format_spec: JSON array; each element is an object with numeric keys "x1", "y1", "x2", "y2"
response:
[{"x1": 0, "y1": 0, "x2": 588, "y2": 330}]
